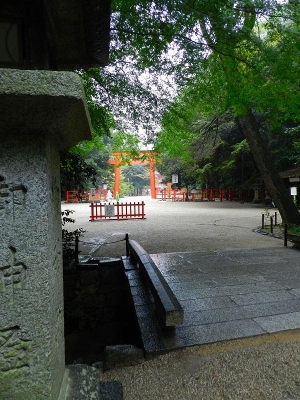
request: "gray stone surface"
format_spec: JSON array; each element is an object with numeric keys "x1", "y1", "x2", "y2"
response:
[
  {"x1": 124, "y1": 246, "x2": 300, "y2": 358},
  {"x1": 129, "y1": 240, "x2": 184, "y2": 326},
  {"x1": 0, "y1": 69, "x2": 92, "y2": 148},
  {"x1": 103, "y1": 345, "x2": 144, "y2": 370},
  {"x1": 63, "y1": 364, "x2": 100, "y2": 400},
  {"x1": 254, "y1": 311, "x2": 300, "y2": 333},
  {"x1": 99, "y1": 381, "x2": 123, "y2": 400},
  {"x1": 229, "y1": 289, "x2": 297, "y2": 306},
  {"x1": 0, "y1": 134, "x2": 65, "y2": 399},
  {"x1": 0, "y1": 69, "x2": 92, "y2": 399}
]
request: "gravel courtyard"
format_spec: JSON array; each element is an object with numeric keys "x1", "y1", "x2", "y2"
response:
[{"x1": 61, "y1": 196, "x2": 283, "y2": 259}]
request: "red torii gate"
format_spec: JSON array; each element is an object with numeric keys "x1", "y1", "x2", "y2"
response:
[{"x1": 108, "y1": 151, "x2": 158, "y2": 199}]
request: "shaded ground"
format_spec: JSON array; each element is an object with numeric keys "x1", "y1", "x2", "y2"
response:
[
  {"x1": 61, "y1": 196, "x2": 285, "y2": 259},
  {"x1": 62, "y1": 197, "x2": 300, "y2": 399},
  {"x1": 100, "y1": 331, "x2": 300, "y2": 399}
]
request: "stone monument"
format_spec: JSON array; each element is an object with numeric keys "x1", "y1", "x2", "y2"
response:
[{"x1": 0, "y1": 1, "x2": 111, "y2": 399}]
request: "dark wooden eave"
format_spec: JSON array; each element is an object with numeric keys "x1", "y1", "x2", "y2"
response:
[
  {"x1": 1, "y1": 0, "x2": 111, "y2": 70},
  {"x1": 47, "y1": 0, "x2": 111, "y2": 69}
]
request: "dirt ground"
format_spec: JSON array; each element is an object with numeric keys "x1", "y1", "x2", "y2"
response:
[{"x1": 61, "y1": 196, "x2": 284, "y2": 260}]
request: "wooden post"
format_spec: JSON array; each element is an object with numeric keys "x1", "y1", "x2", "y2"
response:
[
  {"x1": 270, "y1": 216, "x2": 273, "y2": 234},
  {"x1": 125, "y1": 233, "x2": 129, "y2": 257},
  {"x1": 284, "y1": 223, "x2": 288, "y2": 247},
  {"x1": 75, "y1": 234, "x2": 79, "y2": 270}
]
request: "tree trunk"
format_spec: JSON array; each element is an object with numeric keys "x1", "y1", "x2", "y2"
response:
[{"x1": 236, "y1": 109, "x2": 300, "y2": 225}]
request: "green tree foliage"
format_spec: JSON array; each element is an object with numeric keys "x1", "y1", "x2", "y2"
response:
[
  {"x1": 78, "y1": 63, "x2": 171, "y2": 141},
  {"x1": 157, "y1": 110, "x2": 257, "y2": 189},
  {"x1": 82, "y1": 136, "x2": 115, "y2": 188},
  {"x1": 111, "y1": 0, "x2": 300, "y2": 223},
  {"x1": 60, "y1": 72, "x2": 115, "y2": 193},
  {"x1": 60, "y1": 151, "x2": 97, "y2": 195},
  {"x1": 121, "y1": 165, "x2": 150, "y2": 195},
  {"x1": 269, "y1": 124, "x2": 300, "y2": 170},
  {"x1": 158, "y1": 107, "x2": 300, "y2": 198},
  {"x1": 61, "y1": 137, "x2": 114, "y2": 194}
]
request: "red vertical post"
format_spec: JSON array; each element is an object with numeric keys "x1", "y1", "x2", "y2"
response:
[
  {"x1": 116, "y1": 202, "x2": 119, "y2": 220},
  {"x1": 114, "y1": 166, "x2": 121, "y2": 199},
  {"x1": 149, "y1": 162, "x2": 156, "y2": 199},
  {"x1": 90, "y1": 203, "x2": 94, "y2": 221}
]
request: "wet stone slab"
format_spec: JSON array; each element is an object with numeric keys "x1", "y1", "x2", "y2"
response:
[
  {"x1": 254, "y1": 311, "x2": 300, "y2": 333},
  {"x1": 179, "y1": 296, "x2": 237, "y2": 312},
  {"x1": 183, "y1": 306, "x2": 247, "y2": 326},
  {"x1": 240, "y1": 299, "x2": 300, "y2": 318},
  {"x1": 173, "y1": 281, "x2": 287, "y2": 301},
  {"x1": 125, "y1": 248, "x2": 300, "y2": 358},
  {"x1": 229, "y1": 289, "x2": 297, "y2": 306},
  {"x1": 163, "y1": 319, "x2": 266, "y2": 349}
]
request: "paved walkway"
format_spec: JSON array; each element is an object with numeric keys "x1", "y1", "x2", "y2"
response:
[{"x1": 127, "y1": 247, "x2": 300, "y2": 357}]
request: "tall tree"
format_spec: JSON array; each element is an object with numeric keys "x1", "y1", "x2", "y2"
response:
[{"x1": 111, "y1": 0, "x2": 300, "y2": 224}]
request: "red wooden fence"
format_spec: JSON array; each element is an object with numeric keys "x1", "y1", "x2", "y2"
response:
[
  {"x1": 66, "y1": 189, "x2": 107, "y2": 203},
  {"x1": 90, "y1": 202, "x2": 146, "y2": 221},
  {"x1": 156, "y1": 188, "x2": 235, "y2": 202}
]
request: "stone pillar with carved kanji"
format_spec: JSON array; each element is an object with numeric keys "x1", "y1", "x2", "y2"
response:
[{"x1": 0, "y1": 69, "x2": 92, "y2": 399}]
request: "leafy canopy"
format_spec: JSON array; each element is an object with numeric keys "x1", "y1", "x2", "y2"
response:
[{"x1": 111, "y1": 0, "x2": 300, "y2": 129}]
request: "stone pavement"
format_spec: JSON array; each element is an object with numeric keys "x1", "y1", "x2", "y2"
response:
[{"x1": 126, "y1": 246, "x2": 300, "y2": 357}]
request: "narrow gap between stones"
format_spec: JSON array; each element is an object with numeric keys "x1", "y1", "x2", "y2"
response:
[{"x1": 63, "y1": 258, "x2": 141, "y2": 366}]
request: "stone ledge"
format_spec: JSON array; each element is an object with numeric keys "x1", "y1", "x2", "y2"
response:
[
  {"x1": 128, "y1": 240, "x2": 184, "y2": 327},
  {"x1": 61, "y1": 364, "x2": 100, "y2": 399},
  {"x1": 61, "y1": 364, "x2": 123, "y2": 400},
  {"x1": 0, "y1": 69, "x2": 92, "y2": 149},
  {"x1": 103, "y1": 344, "x2": 144, "y2": 371}
]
